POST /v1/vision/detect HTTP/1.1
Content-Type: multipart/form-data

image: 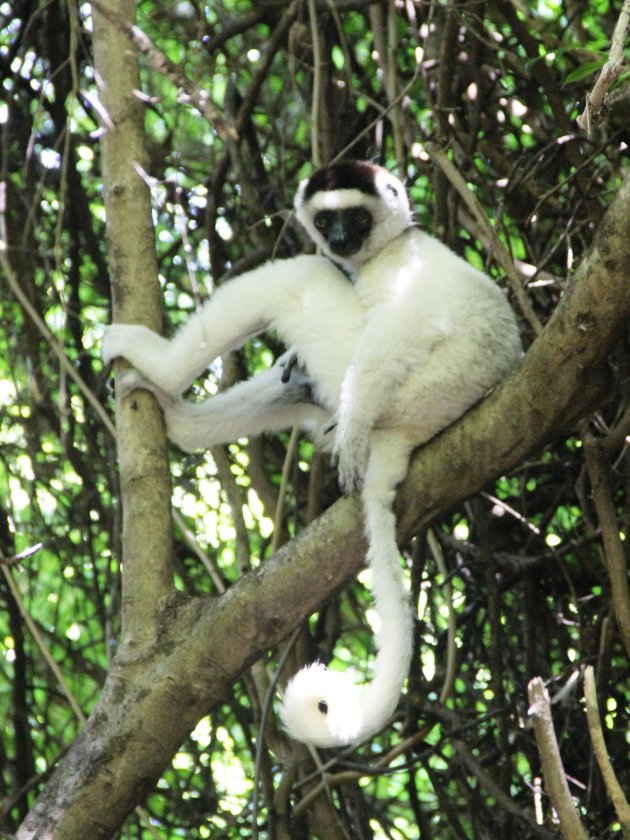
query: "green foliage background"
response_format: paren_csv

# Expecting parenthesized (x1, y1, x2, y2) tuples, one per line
(0, 0, 628, 837)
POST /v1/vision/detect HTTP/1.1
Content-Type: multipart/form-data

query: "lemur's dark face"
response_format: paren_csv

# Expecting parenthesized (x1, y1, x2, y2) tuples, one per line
(312, 206, 373, 258)
(294, 160, 412, 270)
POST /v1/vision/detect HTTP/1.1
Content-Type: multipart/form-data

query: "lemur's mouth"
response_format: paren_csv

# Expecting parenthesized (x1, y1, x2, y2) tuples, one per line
(330, 239, 363, 257)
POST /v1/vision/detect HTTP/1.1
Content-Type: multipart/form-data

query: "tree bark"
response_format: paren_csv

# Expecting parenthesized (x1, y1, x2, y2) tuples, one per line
(92, 0, 174, 650)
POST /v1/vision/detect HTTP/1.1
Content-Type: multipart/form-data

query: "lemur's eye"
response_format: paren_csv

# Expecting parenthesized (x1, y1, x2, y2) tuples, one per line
(314, 213, 329, 230)
(356, 209, 372, 228)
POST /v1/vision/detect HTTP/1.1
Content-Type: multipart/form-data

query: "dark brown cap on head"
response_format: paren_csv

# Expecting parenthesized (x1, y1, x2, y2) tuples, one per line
(301, 161, 380, 201)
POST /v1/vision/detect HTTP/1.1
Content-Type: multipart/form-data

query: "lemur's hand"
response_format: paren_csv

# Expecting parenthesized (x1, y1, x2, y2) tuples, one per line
(276, 349, 299, 384)
(102, 324, 180, 393)
(102, 323, 148, 366)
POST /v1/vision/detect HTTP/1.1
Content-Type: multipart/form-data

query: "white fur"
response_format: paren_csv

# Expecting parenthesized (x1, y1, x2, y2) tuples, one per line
(102, 164, 522, 748)
(280, 663, 364, 747)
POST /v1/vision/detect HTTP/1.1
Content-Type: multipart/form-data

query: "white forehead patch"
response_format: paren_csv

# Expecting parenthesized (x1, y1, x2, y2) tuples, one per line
(301, 188, 380, 212)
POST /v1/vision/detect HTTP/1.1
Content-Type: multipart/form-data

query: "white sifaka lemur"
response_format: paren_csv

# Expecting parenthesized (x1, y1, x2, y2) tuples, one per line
(102, 160, 522, 748)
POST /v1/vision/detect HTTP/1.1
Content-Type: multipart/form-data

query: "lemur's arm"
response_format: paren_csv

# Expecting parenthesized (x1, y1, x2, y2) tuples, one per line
(102, 255, 330, 395)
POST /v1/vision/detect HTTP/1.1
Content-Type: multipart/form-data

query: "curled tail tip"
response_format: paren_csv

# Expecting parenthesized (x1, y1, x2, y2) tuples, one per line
(279, 662, 364, 748)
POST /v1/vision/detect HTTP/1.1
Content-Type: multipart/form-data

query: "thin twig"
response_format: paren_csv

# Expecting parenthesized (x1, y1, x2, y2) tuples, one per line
(527, 677, 589, 840)
(292, 728, 429, 817)
(583, 666, 630, 838)
(271, 425, 301, 555)
(452, 737, 556, 839)
(307, 0, 323, 167)
(0, 561, 85, 723)
(0, 247, 115, 436)
(89, 0, 237, 140)
(252, 626, 302, 840)
(0, 543, 43, 567)
(577, 0, 630, 131)
(427, 529, 457, 704)
(584, 437, 630, 659)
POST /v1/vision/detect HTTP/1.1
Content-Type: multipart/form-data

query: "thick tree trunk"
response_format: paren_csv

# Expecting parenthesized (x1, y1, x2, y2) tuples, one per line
(92, 0, 174, 652)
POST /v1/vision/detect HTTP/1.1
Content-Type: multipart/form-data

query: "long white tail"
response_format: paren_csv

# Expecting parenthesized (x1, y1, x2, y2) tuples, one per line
(280, 436, 413, 748)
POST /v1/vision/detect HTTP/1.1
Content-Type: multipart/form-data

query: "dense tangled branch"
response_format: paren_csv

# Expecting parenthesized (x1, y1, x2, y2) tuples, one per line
(3, 1, 629, 837)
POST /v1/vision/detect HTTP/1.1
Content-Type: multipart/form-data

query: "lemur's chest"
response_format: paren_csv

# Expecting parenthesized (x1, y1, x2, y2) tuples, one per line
(353, 233, 423, 310)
